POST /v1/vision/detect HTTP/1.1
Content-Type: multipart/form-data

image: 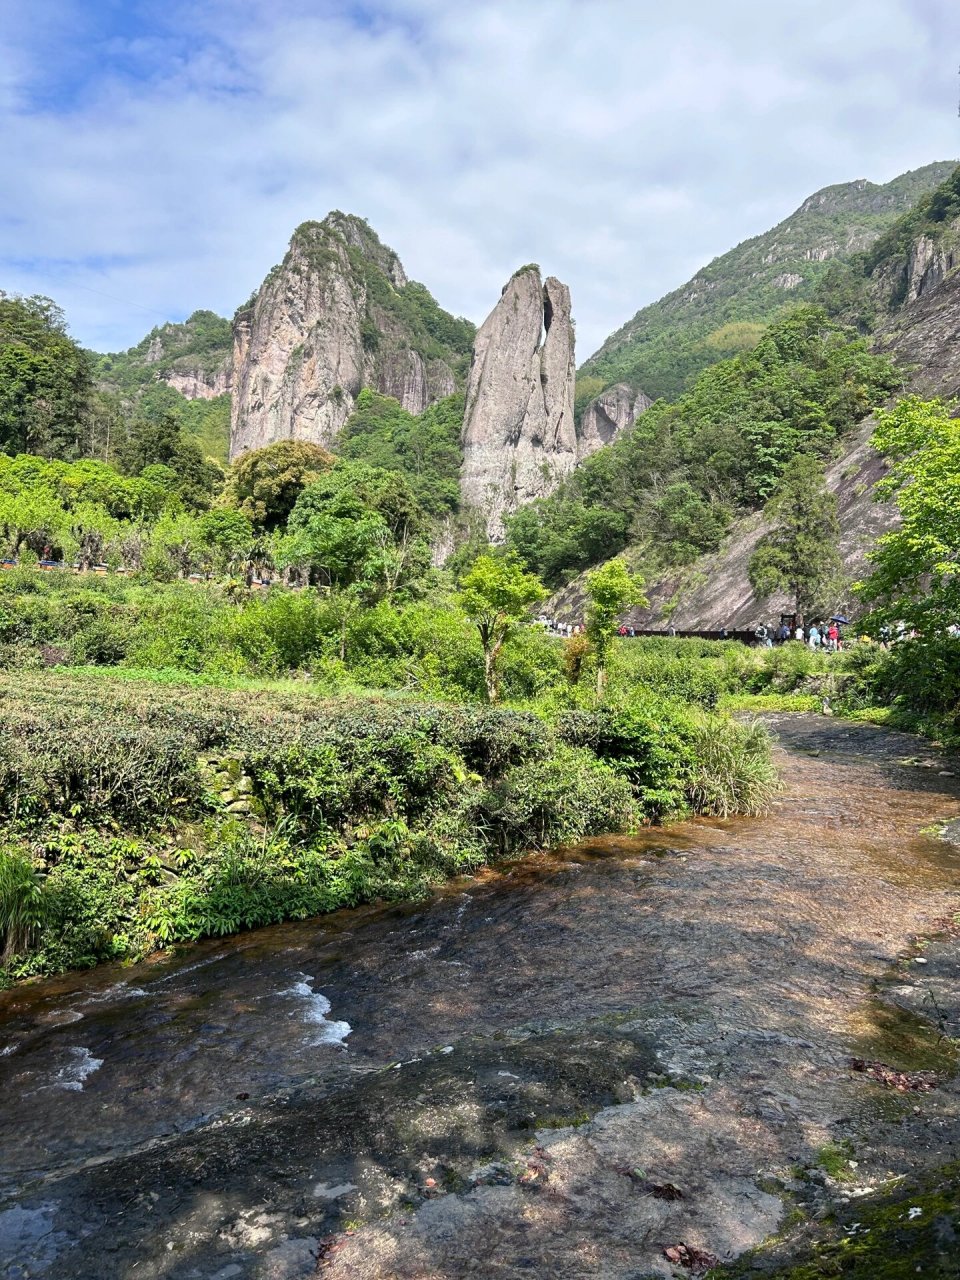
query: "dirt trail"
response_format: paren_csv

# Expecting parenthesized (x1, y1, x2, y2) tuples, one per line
(2, 714, 960, 1279)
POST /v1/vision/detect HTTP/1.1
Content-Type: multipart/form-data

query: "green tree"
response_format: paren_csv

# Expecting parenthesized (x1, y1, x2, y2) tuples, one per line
(0, 489, 70, 559)
(748, 453, 843, 617)
(0, 294, 92, 458)
(337, 390, 464, 518)
(507, 307, 897, 587)
(228, 440, 334, 530)
(858, 396, 960, 633)
(458, 553, 546, 702)
(197, 509, 255, 579)
(585, 558, 648, 695)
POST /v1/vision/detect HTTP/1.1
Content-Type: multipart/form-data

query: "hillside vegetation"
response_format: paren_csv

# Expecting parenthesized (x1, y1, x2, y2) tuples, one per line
(91, 309, 232, 392)
(817, 164, 960, 329)
(581, 161, 955, 401)
(506, 306, 899, 586)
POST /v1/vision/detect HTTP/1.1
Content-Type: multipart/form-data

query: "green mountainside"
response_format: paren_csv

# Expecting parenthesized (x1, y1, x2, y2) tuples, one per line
(91, 309, 232, 394)
(89, 309, 234, 464)
(817, 164, 960, 330)
(581, 161, 957, 402)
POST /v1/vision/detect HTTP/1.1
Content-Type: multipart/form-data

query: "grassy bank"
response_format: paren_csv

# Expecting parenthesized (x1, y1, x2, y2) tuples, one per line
(0, 669, 779, 981)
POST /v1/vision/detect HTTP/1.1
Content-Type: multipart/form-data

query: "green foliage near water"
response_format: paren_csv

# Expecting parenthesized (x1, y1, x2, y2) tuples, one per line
(857, 396, 960, 635)
(507, 307, 898, 586)
(458, 552, 548, 702)
(0, 663, 778, 980)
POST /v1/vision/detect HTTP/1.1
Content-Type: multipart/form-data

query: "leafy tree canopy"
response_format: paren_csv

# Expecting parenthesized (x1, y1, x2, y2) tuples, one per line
(858, 396, 960, 633)
(507, 306, 898, 588)
(337, 390, 463, 518)
(227, 439, 334, 530)
(458, 552, 547, 702)
(0, 293, 92, 458)
(748, 452, 843, 617)
(585, 558, 648, 694)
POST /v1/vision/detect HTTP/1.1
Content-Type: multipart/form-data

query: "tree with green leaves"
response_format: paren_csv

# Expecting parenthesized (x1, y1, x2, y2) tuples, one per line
(0, 293, 92, 458)
(858, 396, 960, 633)
(585, 558, 648, 695)
(748, 453, 843, 618)
(337, 389, 464, 518)
(197, 509, 255, 579)
(228, 439, 334, 530)
(115, 412, 222, 511)
(458, 553, 546, 702)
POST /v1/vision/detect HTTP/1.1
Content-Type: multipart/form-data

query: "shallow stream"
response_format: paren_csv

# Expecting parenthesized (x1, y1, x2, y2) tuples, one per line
(3, 715, 960, 1279)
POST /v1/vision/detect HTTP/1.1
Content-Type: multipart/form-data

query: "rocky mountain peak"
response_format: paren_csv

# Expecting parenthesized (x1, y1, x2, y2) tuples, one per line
(460, 265, 576, 539)
(229, 215, 473, 461)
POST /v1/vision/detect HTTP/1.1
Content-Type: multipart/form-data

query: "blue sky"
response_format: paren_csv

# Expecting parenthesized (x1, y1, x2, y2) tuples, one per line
(2, 0, 959, 357)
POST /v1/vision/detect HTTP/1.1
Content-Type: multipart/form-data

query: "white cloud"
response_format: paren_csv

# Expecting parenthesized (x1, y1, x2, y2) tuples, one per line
(0, 0, 957, 358)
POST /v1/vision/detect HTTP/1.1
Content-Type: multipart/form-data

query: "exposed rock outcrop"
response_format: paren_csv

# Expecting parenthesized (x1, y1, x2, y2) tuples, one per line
(229, 214, 471, 460)
(161, 367, 232, 400)
(460, 267, 576, 540)
(93, 310, 234, 403)
(576, 383, 652, 460)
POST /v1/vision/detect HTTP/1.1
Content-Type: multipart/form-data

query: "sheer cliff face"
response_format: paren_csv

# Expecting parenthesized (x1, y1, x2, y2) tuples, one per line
(577, 383, 652, 459)
(460, 268, 576, 540)
(230, 214, 464, 461)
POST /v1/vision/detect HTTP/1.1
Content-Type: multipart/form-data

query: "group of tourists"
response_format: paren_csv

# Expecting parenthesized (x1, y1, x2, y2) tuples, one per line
(538, 616, 587, 637)
(756, 619, 844, 651)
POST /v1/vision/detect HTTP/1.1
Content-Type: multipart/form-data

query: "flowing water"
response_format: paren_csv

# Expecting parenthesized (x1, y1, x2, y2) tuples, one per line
(2, 715, 960, 1279)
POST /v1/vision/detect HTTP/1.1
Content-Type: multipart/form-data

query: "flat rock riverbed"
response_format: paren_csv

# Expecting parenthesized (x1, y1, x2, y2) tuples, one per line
(2, 714, 960, 1279)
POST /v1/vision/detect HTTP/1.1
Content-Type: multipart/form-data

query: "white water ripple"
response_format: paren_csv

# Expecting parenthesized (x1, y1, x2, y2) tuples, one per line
(42, 1046, 104, 1092)
(281, 975, 351, 1047)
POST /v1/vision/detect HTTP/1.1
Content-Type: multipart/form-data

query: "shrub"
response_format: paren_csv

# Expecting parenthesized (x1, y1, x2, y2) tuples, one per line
(0, 847, 47, 963)
(685, 716, 780, 817)
(749, 641, 832, 693)
(482, 744, 635, 854)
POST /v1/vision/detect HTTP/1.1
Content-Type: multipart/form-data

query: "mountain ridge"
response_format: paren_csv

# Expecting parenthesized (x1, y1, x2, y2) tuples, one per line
(580, 160, 958, 402)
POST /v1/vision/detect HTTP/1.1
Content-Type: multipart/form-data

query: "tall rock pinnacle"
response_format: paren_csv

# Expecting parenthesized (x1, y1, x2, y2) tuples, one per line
(229, 214, 470, 460)
(460, 266, 576, 539)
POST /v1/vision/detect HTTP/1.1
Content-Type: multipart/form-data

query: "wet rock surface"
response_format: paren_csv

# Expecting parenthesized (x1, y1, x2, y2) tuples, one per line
(2, 714, 960, 1278)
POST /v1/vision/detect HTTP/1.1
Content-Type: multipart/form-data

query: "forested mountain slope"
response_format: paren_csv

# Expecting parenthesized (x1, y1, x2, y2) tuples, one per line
(580, 161, 955, 403)
(91, 310, 233, 401)
(540, 166, 960, 628)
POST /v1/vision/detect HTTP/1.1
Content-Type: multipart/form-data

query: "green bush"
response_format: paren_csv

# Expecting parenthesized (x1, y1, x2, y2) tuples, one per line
(748, 640, 832, 692)
(0, 654, 779, 980)
(482, 744, 636, 854)
(685, 715, 780, 817)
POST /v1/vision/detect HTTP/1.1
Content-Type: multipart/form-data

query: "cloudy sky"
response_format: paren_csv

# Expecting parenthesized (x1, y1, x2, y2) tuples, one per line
(1, 0, 958, 358)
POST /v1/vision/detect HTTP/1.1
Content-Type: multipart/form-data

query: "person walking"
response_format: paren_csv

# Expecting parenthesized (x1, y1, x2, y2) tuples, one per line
(808, 623, 822, 650)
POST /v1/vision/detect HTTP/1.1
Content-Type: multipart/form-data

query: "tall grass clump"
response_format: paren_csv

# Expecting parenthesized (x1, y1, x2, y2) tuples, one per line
(685, 716, 781, 817)
(0, 847, 47, 963)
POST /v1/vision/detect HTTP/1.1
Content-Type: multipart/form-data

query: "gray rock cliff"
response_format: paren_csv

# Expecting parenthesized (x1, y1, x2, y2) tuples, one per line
(230, 214, 470, 460)
(460, 267, 576, 540)
(577, 383, 652, 460)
